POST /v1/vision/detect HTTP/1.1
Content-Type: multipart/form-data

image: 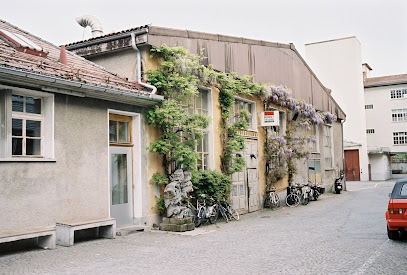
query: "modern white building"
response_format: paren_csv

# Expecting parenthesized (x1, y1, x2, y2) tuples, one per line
(364, 70, 407, 180)
(305, 37, 369, 181)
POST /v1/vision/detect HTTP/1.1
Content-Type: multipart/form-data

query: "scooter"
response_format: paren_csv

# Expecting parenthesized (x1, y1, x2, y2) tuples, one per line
(334, 170, 344, 194)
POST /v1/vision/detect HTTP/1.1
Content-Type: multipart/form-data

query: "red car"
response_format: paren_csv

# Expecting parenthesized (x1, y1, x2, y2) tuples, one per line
(386, 178, 407, 240)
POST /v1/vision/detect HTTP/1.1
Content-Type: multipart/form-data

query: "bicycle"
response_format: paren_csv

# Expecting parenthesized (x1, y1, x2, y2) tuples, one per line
(185, 196, 200, 227)
(195, 194, 218, 226)
(301, 183, 311, 205)
(286, 184, 300, 207)
(217, 199, 230, 223)
(264, 186, 280, 208)
(221, 200, 239, 221)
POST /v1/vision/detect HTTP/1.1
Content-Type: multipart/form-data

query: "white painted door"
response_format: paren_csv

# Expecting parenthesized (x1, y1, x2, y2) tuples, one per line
(231, 139, 260, 213)
(110, 146, 133, 228)
(231, 169, 248, 214)
(245, 140, 260, 212)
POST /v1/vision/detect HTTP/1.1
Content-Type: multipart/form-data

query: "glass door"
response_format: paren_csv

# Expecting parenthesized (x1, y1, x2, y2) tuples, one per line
(110, 146, 133, 228)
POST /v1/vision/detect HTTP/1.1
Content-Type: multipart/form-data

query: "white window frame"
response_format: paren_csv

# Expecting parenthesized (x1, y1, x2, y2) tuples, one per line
(364, 104, 373, 109)
(393, 132, 407, 145)
(392, 109, 407, 122)
(12, 94, 44, 156)
(0, 85, 54, 161)
(306, 123, 319, 153)
(366, 129, 375, 134)
(176, 87, 214, 171)
(323, 124, 333, 169)
(390, 89, 407, 99)
(232, 96, 257, 131)
(196, 87, 214, 171)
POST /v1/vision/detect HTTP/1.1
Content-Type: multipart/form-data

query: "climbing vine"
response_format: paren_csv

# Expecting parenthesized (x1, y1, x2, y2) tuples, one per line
(146, 45, 210, 179)
(263, 85, 336, 186)
(146, 44, 338, 202)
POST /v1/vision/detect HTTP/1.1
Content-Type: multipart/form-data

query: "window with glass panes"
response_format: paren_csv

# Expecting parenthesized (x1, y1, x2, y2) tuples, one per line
(392, 109, 407, 122)
(231, 98, 254, 129)
(323, 125, 333, 168)
(109, 114, 131, 144)
(393, 132, 407, 145)
(178, 89, 211, 170)
(390, 89, 407, 99)
(12, 94, 43, 156)
(306, 124, 317, 152)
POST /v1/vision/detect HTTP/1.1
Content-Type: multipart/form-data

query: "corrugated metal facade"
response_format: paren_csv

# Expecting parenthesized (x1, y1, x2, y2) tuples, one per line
(147, 26, 345, 120)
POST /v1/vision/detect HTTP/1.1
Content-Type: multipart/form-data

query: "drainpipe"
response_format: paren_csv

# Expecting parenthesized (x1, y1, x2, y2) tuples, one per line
(341, 119, 346, 191)
(130, 32, 157, 97)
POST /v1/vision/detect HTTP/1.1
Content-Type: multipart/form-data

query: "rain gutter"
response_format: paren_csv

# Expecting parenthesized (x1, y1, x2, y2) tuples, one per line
(65, 28, 148, 51)
(0, 66, 163, 103)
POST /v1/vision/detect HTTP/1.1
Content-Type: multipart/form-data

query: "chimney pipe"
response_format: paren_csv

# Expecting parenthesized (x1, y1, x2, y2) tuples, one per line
(76, 15, 104, 38)
(60, 45, 68, 65)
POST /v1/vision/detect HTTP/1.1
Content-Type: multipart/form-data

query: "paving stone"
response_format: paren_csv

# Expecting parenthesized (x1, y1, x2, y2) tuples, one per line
(1, 179, 406, 274)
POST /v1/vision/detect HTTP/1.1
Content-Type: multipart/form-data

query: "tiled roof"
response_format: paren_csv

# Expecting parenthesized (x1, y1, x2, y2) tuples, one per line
(365, 74, 407, 88)
(0, 19, 150, 97)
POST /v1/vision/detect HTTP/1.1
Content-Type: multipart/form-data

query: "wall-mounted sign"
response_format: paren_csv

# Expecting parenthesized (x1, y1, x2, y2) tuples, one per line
(261, 111, 280, 126)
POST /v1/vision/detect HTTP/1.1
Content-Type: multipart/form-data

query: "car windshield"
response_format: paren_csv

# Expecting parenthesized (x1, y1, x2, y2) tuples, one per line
(401, 184, 407, 196)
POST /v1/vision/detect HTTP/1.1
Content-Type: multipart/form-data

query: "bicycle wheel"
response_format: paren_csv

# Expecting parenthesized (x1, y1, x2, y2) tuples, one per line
(313, 190, 320, 201)
(264, 195, 272, 208)
(301, 193, 309, 205)
(286, 194, 300, 207)
(270, 193, 280, 208)
(229, 208, 239, 221)
(185, 207, 196, 225)
(208, 206, 218, 224)
(219, 205, 229, 223)
(196, 207, 205, 227)
(192, 209, 201, 227)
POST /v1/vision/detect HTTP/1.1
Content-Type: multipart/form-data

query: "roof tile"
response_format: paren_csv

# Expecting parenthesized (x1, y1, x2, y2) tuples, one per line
(0, 19, 149, 96)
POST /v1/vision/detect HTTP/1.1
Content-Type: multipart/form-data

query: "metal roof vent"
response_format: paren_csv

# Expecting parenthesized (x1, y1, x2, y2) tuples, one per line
(0, 28, 48, 57)
(76, 15, 104, 38)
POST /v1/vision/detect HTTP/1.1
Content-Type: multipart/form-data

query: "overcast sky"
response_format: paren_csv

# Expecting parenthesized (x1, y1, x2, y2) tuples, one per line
(1, 0, 406, 77)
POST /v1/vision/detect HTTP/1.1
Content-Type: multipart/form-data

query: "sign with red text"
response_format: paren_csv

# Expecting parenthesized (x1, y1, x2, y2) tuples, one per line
(261, 111, 279, 126)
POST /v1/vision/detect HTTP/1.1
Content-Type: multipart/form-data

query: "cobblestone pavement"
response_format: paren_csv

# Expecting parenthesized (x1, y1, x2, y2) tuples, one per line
(1, 179, 407, 274)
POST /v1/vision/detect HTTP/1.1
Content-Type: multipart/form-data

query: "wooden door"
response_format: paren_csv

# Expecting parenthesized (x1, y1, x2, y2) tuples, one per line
(231, 139, 260, 213)
(245, 140, 259, 212)
(344, 149, 360, 181)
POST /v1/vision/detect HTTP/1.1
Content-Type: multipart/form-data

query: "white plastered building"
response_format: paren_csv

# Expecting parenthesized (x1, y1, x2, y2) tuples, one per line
(305, 37, 369, 181)
(364, 70, 407, 180)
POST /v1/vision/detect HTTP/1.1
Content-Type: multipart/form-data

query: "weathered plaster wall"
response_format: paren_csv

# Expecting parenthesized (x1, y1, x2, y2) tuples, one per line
(0, 93, 150, 232)
(370, 154, 392, 181)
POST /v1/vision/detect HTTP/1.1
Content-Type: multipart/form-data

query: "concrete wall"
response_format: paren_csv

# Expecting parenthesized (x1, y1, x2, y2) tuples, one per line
(305, 37, 369, 181)
(369, 154, 392, 180)
(391, 162, 407, 173)
(0, 93, 151, 233)
(365, 84, 407, 153)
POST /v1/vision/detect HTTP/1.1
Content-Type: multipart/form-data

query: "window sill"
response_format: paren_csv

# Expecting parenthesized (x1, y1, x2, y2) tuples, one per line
(325, 168, 336, 171)
(0, 158, 56, 162)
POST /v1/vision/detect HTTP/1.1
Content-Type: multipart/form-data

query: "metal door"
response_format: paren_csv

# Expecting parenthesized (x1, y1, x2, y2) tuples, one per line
(110, 146, 133, 228)
(245, 140, 259, 212)
(344, 149, 360, 181)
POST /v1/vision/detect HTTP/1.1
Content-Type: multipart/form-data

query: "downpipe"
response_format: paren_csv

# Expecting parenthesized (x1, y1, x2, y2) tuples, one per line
(130, 32, 157, 97)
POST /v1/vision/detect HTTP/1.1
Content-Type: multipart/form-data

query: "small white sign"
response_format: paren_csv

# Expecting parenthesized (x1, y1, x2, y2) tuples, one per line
(261, 111, 280, 126)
